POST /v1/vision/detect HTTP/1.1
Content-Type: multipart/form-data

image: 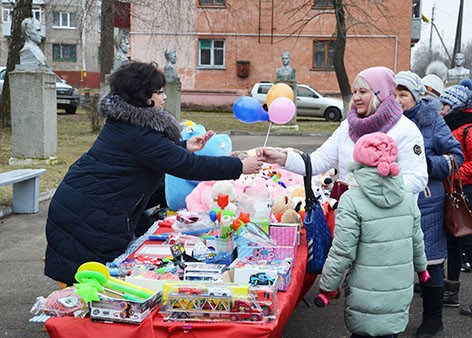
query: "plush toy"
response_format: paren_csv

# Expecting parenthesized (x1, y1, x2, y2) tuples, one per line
(165, 121, 233, 211)
(272, 195, 296, 222)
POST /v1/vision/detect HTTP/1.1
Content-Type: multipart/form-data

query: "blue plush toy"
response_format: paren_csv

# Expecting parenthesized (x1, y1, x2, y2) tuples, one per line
(165, 121, 233, 211)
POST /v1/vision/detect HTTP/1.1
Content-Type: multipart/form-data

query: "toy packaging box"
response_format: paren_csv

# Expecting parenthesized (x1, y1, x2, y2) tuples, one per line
(229, 258, 292, 291)
(89, 291, 161, 324)
(236, 225, 297, 263)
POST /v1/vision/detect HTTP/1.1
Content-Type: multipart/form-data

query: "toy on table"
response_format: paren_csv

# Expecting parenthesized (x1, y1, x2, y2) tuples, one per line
(165, 121, 233, 211)
(73, 261, 155, 302)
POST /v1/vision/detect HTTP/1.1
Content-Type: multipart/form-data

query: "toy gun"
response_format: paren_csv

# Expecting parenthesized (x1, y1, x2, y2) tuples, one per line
(74, 262, 155, 303)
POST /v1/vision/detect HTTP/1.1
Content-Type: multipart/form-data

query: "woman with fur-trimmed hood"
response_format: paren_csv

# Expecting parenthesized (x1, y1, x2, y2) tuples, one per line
(44, 62, 264, 286)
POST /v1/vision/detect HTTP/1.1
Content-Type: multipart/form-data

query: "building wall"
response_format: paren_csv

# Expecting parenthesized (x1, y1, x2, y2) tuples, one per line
(131, 0, 414, 104)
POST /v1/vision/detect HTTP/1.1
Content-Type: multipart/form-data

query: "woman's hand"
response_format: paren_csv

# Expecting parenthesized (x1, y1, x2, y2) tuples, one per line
(187, 131, 214, 152)
(261, 147, 288, 166)
(241, 155, 264, 174)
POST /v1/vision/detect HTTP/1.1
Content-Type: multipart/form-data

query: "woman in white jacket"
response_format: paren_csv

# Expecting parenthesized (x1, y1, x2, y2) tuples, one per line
(261, 66, 428, 195)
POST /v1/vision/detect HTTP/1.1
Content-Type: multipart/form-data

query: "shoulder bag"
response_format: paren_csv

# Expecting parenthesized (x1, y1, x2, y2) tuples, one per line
(301, 152, 333, 274)
(444, 156, 472, 237)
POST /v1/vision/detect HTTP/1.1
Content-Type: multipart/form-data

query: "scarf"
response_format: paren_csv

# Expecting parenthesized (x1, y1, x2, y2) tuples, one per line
(444, 108, 472, 131)
(97, 93, 181, 143)
(347, 95, 403, 142)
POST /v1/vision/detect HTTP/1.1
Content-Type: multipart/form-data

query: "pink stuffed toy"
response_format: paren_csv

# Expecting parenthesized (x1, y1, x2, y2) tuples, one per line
(185, 181, 216, 212)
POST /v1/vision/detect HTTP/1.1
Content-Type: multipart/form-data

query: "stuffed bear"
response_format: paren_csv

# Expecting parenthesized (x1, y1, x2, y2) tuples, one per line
(165, 121, 233, 211)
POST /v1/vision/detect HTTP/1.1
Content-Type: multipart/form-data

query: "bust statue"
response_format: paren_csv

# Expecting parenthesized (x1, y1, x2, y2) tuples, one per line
(276, 51, 296, 82)
(447, 53, 471, 85)
(19, 18, 50, 71)
(112, 34, 130, 72)
(164, 48, 179, 82)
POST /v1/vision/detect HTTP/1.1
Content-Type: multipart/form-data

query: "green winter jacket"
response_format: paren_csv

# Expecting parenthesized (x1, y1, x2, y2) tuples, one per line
(319, 165, 427, 336)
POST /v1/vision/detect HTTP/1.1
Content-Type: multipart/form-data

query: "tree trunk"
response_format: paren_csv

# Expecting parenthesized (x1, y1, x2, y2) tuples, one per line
(100, 0, 115, 84)
(333, 0, 351, 114)
(0, 0, 32, 128)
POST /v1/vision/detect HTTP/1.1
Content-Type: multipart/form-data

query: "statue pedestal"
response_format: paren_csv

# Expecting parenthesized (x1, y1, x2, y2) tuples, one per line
(273, 79, 298, 131)
(9, 70, 57, 164)
(165, 79, 181, 120)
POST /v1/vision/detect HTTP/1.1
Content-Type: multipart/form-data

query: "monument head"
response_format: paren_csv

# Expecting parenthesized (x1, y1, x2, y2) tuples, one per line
(19, 18, 50, 70)
(165, 49, 177, 64)
(276, 50, 296, 82)
(22, 18, 42, 45)
(454, 53, 465, 67)
(281, 51, 291, 67)
(447, 52, 470, 85)
(164, 48, 179, 82)
(112, 34, 130, 72)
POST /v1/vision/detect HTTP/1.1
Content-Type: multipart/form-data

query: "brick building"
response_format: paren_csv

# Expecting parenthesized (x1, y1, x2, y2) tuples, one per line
(131, 0, 422, 109)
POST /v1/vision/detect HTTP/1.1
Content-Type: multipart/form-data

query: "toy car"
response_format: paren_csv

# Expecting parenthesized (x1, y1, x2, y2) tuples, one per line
(249, 272, 275, 286)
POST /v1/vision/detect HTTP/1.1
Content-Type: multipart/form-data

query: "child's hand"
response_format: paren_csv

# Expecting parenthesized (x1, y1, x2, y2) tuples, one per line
(418, 270, 431, 283)
(314, 289, 339, 307)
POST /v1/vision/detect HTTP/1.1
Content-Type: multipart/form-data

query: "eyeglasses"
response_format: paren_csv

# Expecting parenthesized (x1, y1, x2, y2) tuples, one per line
(153, 89, 165, 95)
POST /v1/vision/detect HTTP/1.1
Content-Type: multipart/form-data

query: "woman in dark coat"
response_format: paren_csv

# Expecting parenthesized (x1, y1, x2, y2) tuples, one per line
(44, 62, 263, 285)
(394, 71, 464, 338)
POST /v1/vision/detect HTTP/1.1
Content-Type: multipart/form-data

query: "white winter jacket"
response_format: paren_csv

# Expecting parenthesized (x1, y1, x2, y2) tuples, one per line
(284, 115, 428, 194)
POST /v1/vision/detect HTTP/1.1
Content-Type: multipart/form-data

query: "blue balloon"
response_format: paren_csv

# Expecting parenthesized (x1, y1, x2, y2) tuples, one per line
(233, 96, 269, 123)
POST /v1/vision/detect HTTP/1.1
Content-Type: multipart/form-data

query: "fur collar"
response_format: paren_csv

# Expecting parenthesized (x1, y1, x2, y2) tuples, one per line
(97, 93, 181, 143)
(403, 97, 441, 127)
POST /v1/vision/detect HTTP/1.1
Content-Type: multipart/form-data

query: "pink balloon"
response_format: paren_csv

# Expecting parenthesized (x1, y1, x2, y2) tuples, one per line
(268, 97, 296, 124)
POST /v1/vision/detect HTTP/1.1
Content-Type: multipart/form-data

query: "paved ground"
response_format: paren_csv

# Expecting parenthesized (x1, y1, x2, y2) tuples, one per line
(1, 132, 471, 337)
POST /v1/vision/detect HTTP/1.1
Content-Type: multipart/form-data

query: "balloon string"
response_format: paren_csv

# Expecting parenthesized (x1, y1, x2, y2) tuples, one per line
(263, 122, 272, 148)
(250, 122, 272, 187)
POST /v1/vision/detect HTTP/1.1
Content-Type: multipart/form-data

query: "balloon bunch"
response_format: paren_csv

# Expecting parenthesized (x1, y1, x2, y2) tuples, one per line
(233, 83, 296, 147)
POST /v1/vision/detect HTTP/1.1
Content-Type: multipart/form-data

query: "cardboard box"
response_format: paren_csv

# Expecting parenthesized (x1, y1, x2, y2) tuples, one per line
(229, 258, 292, 291)
(89, 291, 161, 324)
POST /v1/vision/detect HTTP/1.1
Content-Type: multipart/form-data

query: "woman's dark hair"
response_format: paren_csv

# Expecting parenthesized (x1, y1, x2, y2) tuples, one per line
(110, 61, 166, 107)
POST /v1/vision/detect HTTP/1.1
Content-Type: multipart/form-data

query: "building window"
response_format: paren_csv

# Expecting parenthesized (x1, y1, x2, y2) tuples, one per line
(313, 0, 334, 8)
(2, 9, 13, 23)
(313, 40, 335, 68)
(53, 44, 77, 62)
(53, 12, 76, 28)
(198, 39, 225, 68)
(2, 8, 43, 23)
(199, 0, 226, 6)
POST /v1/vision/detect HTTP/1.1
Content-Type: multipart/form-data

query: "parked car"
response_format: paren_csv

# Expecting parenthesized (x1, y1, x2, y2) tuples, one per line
(0, 66, 80, 114)
(250, 82, 344, 121)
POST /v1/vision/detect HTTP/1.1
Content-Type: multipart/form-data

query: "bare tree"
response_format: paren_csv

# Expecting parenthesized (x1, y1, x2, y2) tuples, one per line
(0, 0, 32, 128)
(100, 0, 115, 83)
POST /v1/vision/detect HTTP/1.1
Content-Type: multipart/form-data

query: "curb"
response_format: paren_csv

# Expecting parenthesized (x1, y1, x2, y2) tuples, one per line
(0, 189, 55, 219)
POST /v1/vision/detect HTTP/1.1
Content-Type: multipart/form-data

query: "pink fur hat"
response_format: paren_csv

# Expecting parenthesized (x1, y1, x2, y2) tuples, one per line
(353, 132, 400, 177)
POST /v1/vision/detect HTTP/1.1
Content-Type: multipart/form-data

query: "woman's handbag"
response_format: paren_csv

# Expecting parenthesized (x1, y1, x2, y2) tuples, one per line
(444, 156, 472, 237)
(301, 152, 333, 274)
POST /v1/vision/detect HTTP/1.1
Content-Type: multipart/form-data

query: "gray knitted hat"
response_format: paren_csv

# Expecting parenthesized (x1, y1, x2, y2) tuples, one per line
(395, 71, 426, 104)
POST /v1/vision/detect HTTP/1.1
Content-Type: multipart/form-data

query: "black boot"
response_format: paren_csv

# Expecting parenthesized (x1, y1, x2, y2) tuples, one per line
(416, 285, 444, 338)
(443, 280, 460, 307)
(460, 303, 472, 316)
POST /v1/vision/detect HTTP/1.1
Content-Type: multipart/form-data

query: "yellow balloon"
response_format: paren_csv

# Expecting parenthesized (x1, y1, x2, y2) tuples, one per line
(267, 83, 294, 107)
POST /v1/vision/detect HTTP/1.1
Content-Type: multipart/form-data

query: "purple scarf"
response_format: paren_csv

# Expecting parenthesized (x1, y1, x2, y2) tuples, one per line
(348, 95, 403, 142)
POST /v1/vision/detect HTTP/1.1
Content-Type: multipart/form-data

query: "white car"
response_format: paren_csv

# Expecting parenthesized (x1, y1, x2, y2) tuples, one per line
(0, 66, 80, 114)
(250, 82, 344, 121)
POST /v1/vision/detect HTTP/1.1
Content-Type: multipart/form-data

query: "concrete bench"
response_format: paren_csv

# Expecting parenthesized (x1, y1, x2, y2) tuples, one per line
(0, 169, 47, 213)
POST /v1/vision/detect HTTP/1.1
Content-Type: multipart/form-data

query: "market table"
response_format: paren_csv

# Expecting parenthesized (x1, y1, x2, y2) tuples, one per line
(45, 231, 316, 338)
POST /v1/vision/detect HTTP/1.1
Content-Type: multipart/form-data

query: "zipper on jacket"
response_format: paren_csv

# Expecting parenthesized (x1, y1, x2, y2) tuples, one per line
(127, 194, 145, 233)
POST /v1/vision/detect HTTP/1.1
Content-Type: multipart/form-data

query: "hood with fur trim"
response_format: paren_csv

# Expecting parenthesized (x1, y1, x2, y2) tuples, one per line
(97, 93, 181, 143)
(403, 96, 441, 128)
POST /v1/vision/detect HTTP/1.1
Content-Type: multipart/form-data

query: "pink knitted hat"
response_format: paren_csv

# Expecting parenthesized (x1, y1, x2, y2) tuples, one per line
(353, 132, 400, 177)
(357, 66, 397, 102)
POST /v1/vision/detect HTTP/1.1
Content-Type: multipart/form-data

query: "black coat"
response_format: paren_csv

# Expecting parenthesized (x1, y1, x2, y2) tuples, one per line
(44, 94, 242, 285)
